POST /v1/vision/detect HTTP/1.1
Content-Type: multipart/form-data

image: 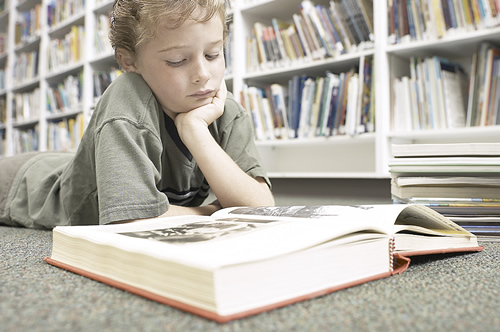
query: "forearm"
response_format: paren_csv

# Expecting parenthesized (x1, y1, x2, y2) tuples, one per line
(181, 128, 274, 208)
(173, 81, 274, 208)
(160, 202, 222, 217)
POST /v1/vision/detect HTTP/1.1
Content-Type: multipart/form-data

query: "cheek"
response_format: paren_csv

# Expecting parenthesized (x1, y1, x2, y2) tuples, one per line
(210, 60, 226, 84)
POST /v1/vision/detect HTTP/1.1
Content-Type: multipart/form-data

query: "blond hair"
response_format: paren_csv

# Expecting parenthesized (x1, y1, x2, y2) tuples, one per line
(110, 0, 227, 58)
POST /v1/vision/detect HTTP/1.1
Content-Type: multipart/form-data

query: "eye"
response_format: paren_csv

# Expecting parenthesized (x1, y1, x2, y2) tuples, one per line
(166, 59, 185, 67)
(206, 53, 220, 60)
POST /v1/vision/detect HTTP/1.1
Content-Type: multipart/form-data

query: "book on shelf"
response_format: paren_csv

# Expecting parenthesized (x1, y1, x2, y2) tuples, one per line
(14, 51, 39, 85)
(0, 97, 6, 124)
(242, 59, 374, 141)
(14, 89, 41, 123)
(93, 68, 123, 101)
(14, 127, 39, 154)
(392, 56, 469, 131)
(467, 42, 500, 127)
(15, 5, 42, 45)
(388, 0, 500, 44)
(47, 114, 85, 152)
(45, 204, 482, 323)
(47, 25, 85, 71)
(246, 0, 374, 72)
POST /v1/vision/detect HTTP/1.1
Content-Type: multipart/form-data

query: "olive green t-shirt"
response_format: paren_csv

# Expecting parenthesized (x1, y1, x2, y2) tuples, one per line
(4, 72, 269, 228)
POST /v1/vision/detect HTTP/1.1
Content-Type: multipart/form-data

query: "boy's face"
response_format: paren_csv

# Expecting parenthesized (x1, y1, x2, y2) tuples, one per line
(133, 14, 225, 119)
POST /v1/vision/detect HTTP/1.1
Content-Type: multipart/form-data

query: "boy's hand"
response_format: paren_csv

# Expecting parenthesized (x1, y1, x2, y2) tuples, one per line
(175, 80, 227, 140)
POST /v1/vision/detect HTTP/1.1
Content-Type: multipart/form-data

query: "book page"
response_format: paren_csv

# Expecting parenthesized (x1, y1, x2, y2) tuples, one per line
(53, 213, 390, 270)
(213, 205, 409, 233)
(394, 204, 471, 235)
(214, 204, 474, 237)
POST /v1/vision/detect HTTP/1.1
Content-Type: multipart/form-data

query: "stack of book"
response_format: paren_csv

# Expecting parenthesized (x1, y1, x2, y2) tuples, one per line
(389, 142, 500, 241)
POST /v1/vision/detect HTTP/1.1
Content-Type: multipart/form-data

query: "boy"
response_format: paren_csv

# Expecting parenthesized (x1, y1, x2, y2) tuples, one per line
(0, 0, 274, 229)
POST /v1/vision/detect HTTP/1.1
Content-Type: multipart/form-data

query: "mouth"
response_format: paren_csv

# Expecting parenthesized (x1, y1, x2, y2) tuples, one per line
(189, 89, 215, 99)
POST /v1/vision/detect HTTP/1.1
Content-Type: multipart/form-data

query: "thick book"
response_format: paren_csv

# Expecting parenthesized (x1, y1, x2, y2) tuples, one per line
(45, 204, 482, 323)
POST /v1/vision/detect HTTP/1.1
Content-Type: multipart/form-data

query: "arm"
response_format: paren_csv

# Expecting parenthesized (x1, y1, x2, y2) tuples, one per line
(173, 81, 275, 209)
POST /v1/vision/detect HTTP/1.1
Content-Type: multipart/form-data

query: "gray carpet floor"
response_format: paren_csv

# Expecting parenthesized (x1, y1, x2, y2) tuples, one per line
(1, 225, 499, 332)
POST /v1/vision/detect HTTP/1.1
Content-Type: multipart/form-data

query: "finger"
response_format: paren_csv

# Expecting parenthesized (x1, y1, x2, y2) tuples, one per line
(212, 84, 227, 109)
(215, 79, 227, 101)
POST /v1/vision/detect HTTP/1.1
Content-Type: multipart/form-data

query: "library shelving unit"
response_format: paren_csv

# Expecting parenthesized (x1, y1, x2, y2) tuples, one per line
(231, 0, 381, 178)
(229, 0, 500, 179)
(381, 1, 500, 163)
(0, 0, 118, 156)
(386, 26, 500, 143)
(1, 0, 500, 183)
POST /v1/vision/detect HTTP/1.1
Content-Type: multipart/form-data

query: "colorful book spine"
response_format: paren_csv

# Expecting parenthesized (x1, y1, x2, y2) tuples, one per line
(246, 0, 374, 72)
(388, 0, 500, 44)
(47, 25, 85, 72)
(242, 59, 374, 140)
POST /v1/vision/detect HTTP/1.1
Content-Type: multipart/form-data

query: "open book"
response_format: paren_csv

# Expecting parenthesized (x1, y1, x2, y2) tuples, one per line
(45, 204, 482, 323)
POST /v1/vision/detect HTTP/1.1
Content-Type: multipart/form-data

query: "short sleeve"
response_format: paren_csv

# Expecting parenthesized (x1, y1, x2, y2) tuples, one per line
(94, 119, 169, 224)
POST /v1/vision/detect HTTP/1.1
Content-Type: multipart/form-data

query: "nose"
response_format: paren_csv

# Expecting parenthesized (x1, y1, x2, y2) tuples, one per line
(192, 58, 211, 83)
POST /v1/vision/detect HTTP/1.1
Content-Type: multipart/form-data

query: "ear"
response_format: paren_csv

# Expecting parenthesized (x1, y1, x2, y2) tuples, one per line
(116, 48, 139, 73)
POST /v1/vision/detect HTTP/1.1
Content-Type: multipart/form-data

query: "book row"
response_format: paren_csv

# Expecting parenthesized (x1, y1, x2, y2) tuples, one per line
(241, 56, 374, 140)
(95, 14, 113, 55)
(47, 74, 82, 115)
(47, 114, 85, 152)
(0, 33, 6, 54)
(12, 126, 39, 154)
(0, 67, 5, 90)
(14, 88, 41, 124)
(47, 0, 85, 28)
(5, 68, 118, 125)
(468, 42, 500, 126)
(13, 51, 39, 85)
(15, 4, 42, 46)
(0, 98, 5, 124)
(247, 0, 373, 72)
(0, 129, 5, 156)
(392, 42, 500, 131)
(93, 67, 122, 102)
(389, 0, 500, 44)
(47, 25, 85, 71)
(7, 113, 84, 154)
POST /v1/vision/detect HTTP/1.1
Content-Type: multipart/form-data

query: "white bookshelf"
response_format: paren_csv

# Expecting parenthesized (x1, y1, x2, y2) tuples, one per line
(230, 0, 500, 179)
(1, 0, 499, 182)
(0, 0, 118, 156)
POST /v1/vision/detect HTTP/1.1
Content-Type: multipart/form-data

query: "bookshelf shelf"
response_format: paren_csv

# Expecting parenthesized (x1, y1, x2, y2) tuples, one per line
(0, 0, 120, 155)
(46, 62, 84, 80)
(94, 1, 113, 13)
(244, 49, 374, 81)
(46, 109, 83, 121)
(240, 0, 303, 16)
(13, 77, 39, 91)
(12, 118, 38, 128)
(14, 37, 40, 53)
(386, 27, 500, 58)
(256, 132, 375, 147)
(47, 13, 85, 36)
